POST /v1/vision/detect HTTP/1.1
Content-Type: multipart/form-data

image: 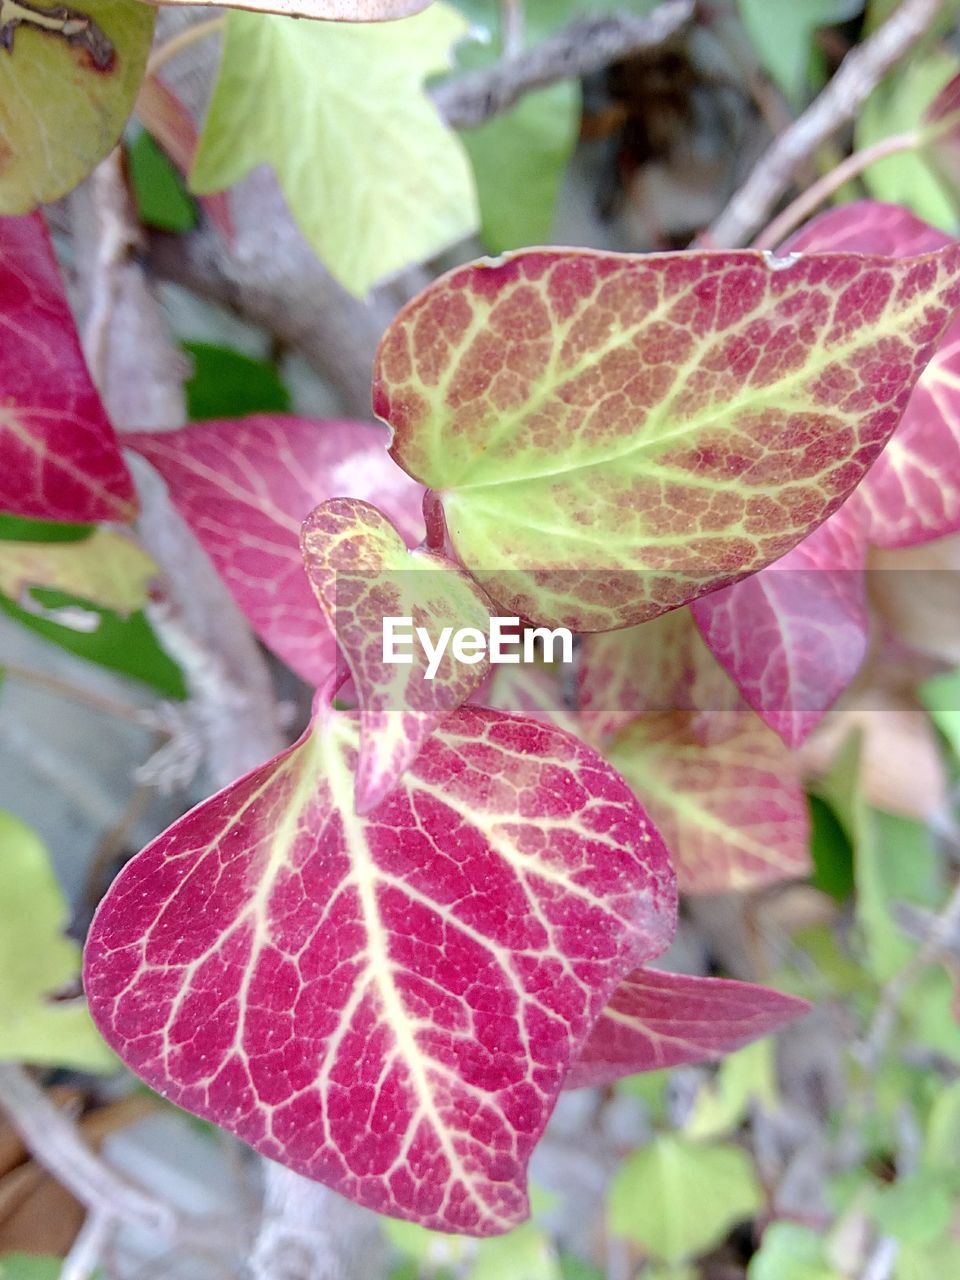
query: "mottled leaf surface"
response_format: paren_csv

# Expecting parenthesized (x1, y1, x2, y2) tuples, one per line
(302, 498, 493, 813)
(126, 417, 424, 686)
(608, 712, 811, 893)
(691, 507, 869, 747)
(0, 528, 156, 614)
(567, 968, 809, 1088)
(0, 811, 114, 1071)
(84, 704, 676, 1234)
(0, 0, 155, 212)
(375, 246, 960, 630)
(786, 203, 960, 548)
(0, 214, 135, 523)
(191, 6, 477, 296)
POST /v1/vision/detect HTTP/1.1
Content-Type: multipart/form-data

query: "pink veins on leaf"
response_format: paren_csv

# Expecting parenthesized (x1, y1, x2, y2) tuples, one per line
(0, 213, 135, 523)
(83, 704, 676, 1235)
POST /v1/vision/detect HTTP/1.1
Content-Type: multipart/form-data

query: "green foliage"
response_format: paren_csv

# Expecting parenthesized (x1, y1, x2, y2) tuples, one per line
(737, 0, 864, 106)
(386, 1216, 560, 1279)
(192, 6, 478, 296)
(0, 513, 92, 544)
(920, 667, 960, 761)
(128, 129, 197, 234)
(608, 1135, 762, 1264)
(809, 792, 855, 902)
(747, 1223, 838, 1280)
(0, 1258, 66, 1280)
(0, 811, 114, 1071)
(184, 343, 291, 421)
(685, 1040, 777, 1140)
(856, 47, 960, 228)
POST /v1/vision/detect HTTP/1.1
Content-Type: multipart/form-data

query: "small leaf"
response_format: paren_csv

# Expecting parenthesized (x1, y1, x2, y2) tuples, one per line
(301, 498, 494, 812)
(0, 0, 155, 212)
(0, 214, 135, 523)
(0, 811, 114, 1071)
(684, 1039, 778, 1140)
(566, 968, 808, 1089)
(128, 129, 197, 234)
(191, 6, 478, 296)
(747, 1223, 839, 1280)
(0, 528, 157, 614)
(736, 0, 864, 106)
(84, 703, 676, 1235)
(920, 666, 960, 760)
(183, 343, 290, 420)
(608, 711, 811, 893)
(126, 416, 424, 687)
(608, 1135, 762, 1264)
(787, 203, 960, 548)
(691, 506, 869, 747)
(0, 1258, 66, 1280)
(376, 245, 960, 630)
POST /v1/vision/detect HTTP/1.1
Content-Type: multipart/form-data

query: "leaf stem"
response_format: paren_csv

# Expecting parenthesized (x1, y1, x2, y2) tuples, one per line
(146, 15, 225, 78)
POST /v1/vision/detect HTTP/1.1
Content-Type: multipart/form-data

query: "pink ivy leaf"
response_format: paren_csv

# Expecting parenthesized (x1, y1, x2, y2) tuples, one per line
(0, 213, 135, 523)
(691, 504, 869, 748)
(126, 417, 424, 686)
(786, 203, 960, 548)
(135, 74, 235, 242)
(608, 710, 811, 894)
(301, 498, 494, 813)
(566, 968, 809, 1088)
(375, 245, 960, 631)
(578, 609, 740, 746)
(83, 702, 676, 1235)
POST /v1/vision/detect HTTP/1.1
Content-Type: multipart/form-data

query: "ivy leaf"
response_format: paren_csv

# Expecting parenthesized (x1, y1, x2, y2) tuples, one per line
(786, 202, 960, 548)
(736, 0, 863, 107)
(375, 246, 960, 631)
(691, 507, 869, 747)
(0, 528, 156, 614)
(84, 703, 676, 1235)
(608, 1135, 762, 1264)
(0, 214, 135, 523)
(191, 6, 478, 297)
(608, 711, 811, 893)
(578, 610, 740, 746)
(182, 343, 290, 420)
(0, 0, 155, 212)
(126, 417, 424, 687)
(747, 1223, 839, 1280)
(566, 968, 808, 1089)
(0, 811, 114, 1071)
(301, 498, 494, 813)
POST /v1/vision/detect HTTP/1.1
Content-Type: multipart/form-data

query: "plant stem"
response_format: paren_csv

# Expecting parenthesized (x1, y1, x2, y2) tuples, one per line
(146, 15, 225, 78)
(1, 660, 151, 725)
(752, 130, 919, 250)
(499, 0, 524, 57)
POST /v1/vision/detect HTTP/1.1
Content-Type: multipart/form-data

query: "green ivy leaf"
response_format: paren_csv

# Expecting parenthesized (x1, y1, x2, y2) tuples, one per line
(191, 5, 478, 296)
(0, 811, 114, 1071)
(128, 129, 197, 234)
(685, 1040, 777, 1140)
(856, 47, 960, 230)
(747, 1223, 839, 1280)
(737, 0, 864, 106)
(608, 1135, 762, 1264)
(0, 1258, 67, 1280)
(184, 342, 291, 421)
(920, 667, 960, 761)
(0, 0, 155, 212)
(870, 1172, 953, 1247)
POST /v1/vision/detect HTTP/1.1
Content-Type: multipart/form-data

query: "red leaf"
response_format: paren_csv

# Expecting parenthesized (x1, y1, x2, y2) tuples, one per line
(84, 703, 676, 1235)
(787, 203, 960, 547)
(135, 74, 235, 242)
(0, 213, 135, 523)
(126, 417, 424, 686)
(567, 968, 809, 1088)
(691, 505, 869, 747)
(301, 498, 494, 813)
(374, 245, 960, 630)
(608, 711, 811, 894)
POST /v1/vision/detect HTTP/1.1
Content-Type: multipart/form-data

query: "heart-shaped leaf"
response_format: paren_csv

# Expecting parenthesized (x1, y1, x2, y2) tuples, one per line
(126, 417, 424, 686)
(785, 203, 960, 548)
(567, 967, 809, 1088)
(691, 507, 869, 747)
(0, 528, 156, 615)
(608, 711, 810, 893)
(84, 703, 675, 1235)
(0, 0, 155, 212)
(302, 498, 494, 812)
(578, 609, 740, 746)
(375, 245, 960, 631)
(0, 214, 135, 523)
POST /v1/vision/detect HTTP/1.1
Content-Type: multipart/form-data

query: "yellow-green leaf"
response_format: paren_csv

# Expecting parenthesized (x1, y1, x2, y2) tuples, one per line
(0, 811, 114, 1072)
(0, 527, 157, 614)
(191, 5, 478, 296)
(0, 0, 156, 212)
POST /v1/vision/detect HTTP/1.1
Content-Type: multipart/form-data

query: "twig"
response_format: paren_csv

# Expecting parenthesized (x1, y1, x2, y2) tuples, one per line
(499, 0, 524, 58)
(146, 13, 224, 76)
(433, 1, 695, 128)
(706, 0, 950, 248)
(1, 660, 151, 725)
